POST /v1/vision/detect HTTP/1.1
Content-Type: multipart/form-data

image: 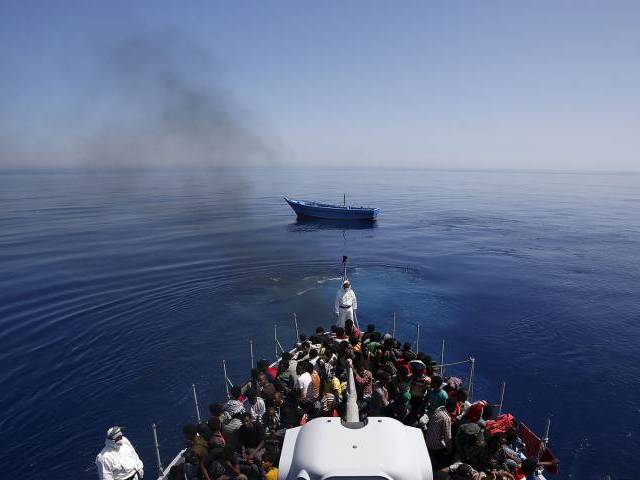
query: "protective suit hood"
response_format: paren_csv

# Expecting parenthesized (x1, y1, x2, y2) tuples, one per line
(104, 438, 121, 450)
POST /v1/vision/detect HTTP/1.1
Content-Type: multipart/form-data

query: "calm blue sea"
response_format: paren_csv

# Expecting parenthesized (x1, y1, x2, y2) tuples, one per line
(0, 169, 638, 479)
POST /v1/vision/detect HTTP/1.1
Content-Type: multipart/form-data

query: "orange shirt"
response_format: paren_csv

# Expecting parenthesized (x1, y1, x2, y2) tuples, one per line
(310, 370, 321, 400)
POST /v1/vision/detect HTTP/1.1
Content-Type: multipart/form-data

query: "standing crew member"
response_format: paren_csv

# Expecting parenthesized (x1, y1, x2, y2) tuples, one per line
(96, 426, 144, 480)
(335, 280, 357, 328)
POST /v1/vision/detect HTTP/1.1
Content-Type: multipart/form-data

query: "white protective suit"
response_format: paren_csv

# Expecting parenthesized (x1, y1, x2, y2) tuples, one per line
(96, 436, 144, 480)
(335, 285, 357, 328)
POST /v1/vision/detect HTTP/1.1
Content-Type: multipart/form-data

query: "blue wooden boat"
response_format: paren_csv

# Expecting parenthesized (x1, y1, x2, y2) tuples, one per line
(284, 197, 380, 220)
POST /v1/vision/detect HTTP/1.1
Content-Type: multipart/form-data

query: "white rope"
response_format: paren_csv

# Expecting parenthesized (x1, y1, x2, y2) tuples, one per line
(434, 358, 472, 368)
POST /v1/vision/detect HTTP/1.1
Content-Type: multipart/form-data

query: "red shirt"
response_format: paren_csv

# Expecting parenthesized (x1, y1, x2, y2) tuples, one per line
(464, 401, 487, 422)
(266, 366, 278, 380)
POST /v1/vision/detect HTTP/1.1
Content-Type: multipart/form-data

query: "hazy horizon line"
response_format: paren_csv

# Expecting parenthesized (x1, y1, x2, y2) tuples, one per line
(1, 166, 639, 176)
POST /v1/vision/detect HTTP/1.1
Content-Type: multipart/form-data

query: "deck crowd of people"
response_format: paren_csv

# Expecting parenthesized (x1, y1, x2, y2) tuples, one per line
(170, 319, 557, 480)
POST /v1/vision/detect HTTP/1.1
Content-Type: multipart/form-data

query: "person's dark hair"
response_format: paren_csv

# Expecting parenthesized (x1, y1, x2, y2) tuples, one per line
(455, 464, 475, 479)
(209, 402, 224, 416)
(197, 422, 211, 437)
(520, 458, 538, 475)
(487, 433, 504, 451)
(279, 359, 290, 371)
(378, 372, 391, 384)
(330, 325, 338, 333)
(345, 319, 354, 328)
(431, 375, 443, 389)
(416, 353, 432, 365)
(402, 342, 412, 351)
(281, 352, 293, 361)
(207, 417, 221, 432)
(299, 334, 307, 342)
(315, 326, 325, 334)
(240, 412, 252, 421)
(301, 340, 311, 349)
(367, 324, 376, 333)
(353, 358, 365, 372)
(457, 389, 469, 402)
(231, 385, 242, 399)
(304, 361, 314, 374)
(250, 368, 260, 380)
(505, 428, 518, 444)
(262, 451, 275, 464)
(336, 327, 345, 337)
(349, 336, 359, 346)
(257, 359, 269, 372)
(285, 390, 298, 403)
(482, 404, 494, 420)
(445, 397, 458, 412)
(370, 332, 382, 343)
(182, 423, 198, 438)
(309, 348, 318, 359)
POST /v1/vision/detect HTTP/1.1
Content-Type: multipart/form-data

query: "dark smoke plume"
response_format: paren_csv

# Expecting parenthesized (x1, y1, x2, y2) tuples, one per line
(1, 30, 279, 170)
(82, 31, 278, 169)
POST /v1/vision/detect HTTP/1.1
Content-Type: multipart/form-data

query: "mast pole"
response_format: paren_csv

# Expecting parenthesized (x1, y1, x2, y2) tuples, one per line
(440, 339, 445, 377)
(249, 340, 255, 369)
(293, 313, 299, 342)
(345, 359, 359, 422)
(342, 255, 348, 281)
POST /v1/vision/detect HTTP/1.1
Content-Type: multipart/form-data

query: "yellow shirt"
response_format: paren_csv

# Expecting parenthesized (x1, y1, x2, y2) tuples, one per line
(265, 467, 278, 480)
(328, 376, 341, 395)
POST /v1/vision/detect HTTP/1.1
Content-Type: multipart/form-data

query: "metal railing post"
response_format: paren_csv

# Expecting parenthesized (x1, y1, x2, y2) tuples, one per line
(249, 340, 255, 369)
(222, 360, 230, 399)
(191, 384, 201, 423)
(498, 381, 506, 416)
(274, 324, 279, 357)
(392, 312, 396, 338)
(538, 418, 551, 459)
(542, 418, 551, 445)
(293, 313, 299, 342)
(440, 339, 445, 377)
(415, 324, 420, 353)
(468, 357, 476, 402)
(151, 423, 163, 476)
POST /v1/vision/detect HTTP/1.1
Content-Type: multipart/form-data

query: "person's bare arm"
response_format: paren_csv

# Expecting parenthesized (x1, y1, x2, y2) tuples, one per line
(199, 459, 212, 480)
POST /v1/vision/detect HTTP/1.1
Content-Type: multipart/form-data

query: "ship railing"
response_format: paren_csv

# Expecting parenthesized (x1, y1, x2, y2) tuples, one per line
(152, 311, 552, 479)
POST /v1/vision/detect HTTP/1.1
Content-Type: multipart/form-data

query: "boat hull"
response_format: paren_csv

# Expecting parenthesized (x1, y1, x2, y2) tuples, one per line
(285, 197, 379, 220)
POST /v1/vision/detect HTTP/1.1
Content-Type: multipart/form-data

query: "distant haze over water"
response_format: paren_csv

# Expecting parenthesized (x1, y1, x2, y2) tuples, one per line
(0, 168, 638, 480)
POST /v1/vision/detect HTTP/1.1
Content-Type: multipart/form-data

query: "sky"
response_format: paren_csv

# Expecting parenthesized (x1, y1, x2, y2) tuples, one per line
(0, 0, 638, 171)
